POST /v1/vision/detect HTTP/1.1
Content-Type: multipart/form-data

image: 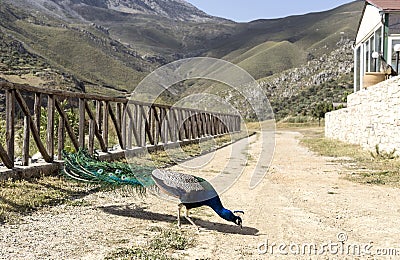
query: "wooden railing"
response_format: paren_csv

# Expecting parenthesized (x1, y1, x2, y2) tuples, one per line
(0, 82, 241, 169)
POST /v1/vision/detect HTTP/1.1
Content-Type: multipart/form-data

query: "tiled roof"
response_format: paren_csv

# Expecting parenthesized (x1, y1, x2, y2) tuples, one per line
(367, 0, 400, 11)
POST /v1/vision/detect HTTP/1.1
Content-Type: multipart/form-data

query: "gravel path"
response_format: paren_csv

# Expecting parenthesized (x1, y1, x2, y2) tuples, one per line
(1, 130, 400, 259)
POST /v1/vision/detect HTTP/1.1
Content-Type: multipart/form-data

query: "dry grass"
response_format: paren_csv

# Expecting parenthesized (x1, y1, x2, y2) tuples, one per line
(0, 176, 98, 224)
(299, 127, 400, 187)
(105, 227, 195, 260)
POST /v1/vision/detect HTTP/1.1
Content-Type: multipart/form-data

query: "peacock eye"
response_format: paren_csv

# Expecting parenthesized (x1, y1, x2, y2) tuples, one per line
(115, 169, 122, 174)
(121, 175, 126, 180)
(97, 169, 104, 174)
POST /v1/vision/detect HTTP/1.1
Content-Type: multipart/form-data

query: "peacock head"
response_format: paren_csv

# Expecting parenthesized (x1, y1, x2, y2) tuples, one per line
(233, 210, 244, 229)
(233, 215, 242, 228)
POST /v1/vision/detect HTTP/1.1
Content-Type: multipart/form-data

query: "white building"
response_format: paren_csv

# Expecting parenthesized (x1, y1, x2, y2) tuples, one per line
(354, 0, 400, 91)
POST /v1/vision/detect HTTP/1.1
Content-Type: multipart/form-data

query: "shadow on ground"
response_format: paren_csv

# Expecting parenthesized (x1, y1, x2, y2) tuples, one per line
(99, 204, 259, 235)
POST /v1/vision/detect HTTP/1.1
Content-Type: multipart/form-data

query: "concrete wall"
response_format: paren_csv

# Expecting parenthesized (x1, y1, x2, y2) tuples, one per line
(325, 77, 400, 155)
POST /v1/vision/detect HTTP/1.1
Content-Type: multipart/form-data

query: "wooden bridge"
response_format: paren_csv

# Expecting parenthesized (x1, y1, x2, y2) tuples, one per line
(0, 82, 241, 178)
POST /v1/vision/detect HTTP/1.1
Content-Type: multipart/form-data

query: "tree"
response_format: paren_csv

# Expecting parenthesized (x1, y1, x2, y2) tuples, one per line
(311, 102, 333, 126)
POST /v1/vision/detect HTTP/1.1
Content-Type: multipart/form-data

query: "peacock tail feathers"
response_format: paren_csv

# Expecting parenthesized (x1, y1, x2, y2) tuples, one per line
(62, 149, 156, 195)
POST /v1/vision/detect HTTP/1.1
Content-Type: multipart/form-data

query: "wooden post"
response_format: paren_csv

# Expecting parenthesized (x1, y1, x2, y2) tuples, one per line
(178, 109, 185, 140)
(127, 105, 133, 149)
(211, 115, 216, 136)
(34, 93, 41, 133)
(103, 101, 109, 149)
(88, 118, 95, 154)
(149, 106, 156, 145)
(132, 104, 140, 147)
(5, 89, 15, 167)
(190, 111, 196, 139)
(57, 115, 65, 160)
(22, 114, 30, 166)
(154, 107, 162, 144)
(122, 103, 127, 148)
(195, 113, 201, 138)
(96, 100, 102, 132)
(137, 104, 144, 147)
(116, 102, 122, 132)
(168, 108, 177, 143)
(47, 95, 55, 160)
(183, 110, 190, 140)
(207, 113, 212, 136)
(79, 98, 85, 148)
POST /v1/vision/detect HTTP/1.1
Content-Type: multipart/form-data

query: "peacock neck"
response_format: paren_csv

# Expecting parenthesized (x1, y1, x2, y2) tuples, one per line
(207, 197, 236, 222)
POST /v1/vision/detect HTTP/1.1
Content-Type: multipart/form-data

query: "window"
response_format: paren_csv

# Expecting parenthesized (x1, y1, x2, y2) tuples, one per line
(389, 38, 400, 73)
(355, 25, 384, 91)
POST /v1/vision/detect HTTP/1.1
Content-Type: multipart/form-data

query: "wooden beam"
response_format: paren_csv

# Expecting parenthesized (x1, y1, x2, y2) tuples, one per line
(79, 98, 85, 148)
(0, 143, 13, 169)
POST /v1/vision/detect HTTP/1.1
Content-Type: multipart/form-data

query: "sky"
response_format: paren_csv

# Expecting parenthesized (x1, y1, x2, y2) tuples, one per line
(185, 0, 356, 22)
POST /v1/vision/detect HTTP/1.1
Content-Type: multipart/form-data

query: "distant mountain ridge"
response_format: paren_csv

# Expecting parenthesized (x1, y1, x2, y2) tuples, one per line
(7, 0, 225, 22)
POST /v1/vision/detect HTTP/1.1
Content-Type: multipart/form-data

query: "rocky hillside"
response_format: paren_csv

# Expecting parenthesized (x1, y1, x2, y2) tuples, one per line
(0, 0, 364, 119)
(259, 38, 354, 119)
(107, 0, 224, 22)
(7, 0, 226, 23)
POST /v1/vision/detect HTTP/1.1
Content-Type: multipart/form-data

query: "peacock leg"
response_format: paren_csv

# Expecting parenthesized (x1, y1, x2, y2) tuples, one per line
(184, 206, 199, 231)
(177, 203, 183, 229)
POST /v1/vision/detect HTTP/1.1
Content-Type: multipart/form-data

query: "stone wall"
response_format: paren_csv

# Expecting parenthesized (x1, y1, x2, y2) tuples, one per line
(325, 77, 400, 155)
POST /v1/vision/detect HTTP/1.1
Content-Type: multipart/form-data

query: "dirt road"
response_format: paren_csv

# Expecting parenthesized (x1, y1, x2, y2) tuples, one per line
(1, 130, 400, 259)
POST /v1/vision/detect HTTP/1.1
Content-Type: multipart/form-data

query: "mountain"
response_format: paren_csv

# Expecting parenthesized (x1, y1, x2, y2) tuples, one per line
(0, 0, 364, 119)
(8, 0, 225, 23)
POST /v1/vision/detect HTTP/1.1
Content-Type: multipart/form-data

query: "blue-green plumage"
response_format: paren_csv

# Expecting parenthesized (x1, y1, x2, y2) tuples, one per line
(62, 150, 243, 229)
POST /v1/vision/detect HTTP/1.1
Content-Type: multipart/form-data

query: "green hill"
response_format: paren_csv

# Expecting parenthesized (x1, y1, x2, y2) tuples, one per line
(0, 0, 364, 119)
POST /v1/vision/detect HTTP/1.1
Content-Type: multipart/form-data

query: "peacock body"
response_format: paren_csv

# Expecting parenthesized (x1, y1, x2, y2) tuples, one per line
(62, 149, 243, 230)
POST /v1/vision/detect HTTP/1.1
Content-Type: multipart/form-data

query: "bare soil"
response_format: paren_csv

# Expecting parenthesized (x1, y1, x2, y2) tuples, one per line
(1, 130, 400, 259)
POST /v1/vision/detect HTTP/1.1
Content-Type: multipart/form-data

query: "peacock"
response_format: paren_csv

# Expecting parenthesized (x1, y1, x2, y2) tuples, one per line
(62, 149, 243, 231)
(379, 52, 398, 79)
